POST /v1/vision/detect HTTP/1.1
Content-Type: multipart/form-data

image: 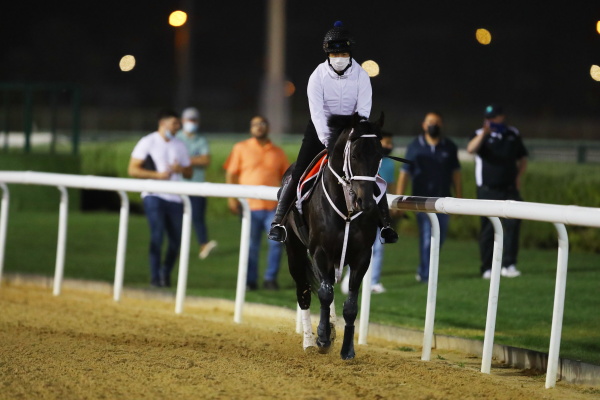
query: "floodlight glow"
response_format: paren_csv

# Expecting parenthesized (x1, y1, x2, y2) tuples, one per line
(597, 21, 600, 34)
(591, 65, 600, 81)
(119, 55, 136, 72)
(284, 81, 296, 97)
(169, 11, 187, 27)
(476, 28, 492, 45)
(361, 60, 380, 77)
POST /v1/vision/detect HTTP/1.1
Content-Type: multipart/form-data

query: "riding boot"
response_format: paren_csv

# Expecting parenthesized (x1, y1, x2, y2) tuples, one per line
(268, 178, 297, 242)
(378, 199, 399, 244)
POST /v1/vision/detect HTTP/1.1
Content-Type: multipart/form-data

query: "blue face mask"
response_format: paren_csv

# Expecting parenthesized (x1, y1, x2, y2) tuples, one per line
(489, 122, 506, 133)
(165, 130, 174, 139)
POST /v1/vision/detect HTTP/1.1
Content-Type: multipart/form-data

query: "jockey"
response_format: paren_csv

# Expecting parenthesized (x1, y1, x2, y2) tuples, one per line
(268, 21, 399, 244)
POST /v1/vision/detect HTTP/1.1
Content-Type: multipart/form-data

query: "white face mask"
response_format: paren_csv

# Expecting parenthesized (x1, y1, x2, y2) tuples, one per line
(164, 130, 174, 139)
(183, 121, 198, 133)
(329, 56, 350, 72)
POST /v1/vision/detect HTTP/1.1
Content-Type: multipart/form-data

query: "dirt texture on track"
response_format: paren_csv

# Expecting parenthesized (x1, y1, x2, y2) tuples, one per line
(0, 283, 597, 400)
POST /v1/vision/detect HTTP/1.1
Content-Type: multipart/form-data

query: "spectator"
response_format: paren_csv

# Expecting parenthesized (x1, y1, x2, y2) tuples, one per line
(467, 104, 528, 279)
(396, 111, 462, 283)
(176, 107, 217, 260)
(128, 109, 192, 288)
(341, 130, 397, 294)
(224, 116, 290, 290)
(268, 20, 398, 245)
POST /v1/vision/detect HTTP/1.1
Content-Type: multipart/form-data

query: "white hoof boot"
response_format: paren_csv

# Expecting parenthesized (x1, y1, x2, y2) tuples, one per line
(303, 332, 317, 351)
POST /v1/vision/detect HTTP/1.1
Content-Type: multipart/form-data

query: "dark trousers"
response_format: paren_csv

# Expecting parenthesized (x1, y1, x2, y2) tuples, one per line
(190, 196, 208, 245)
(477, 186, 523, 274)
(291, 120, 325, 181)
(143, 196, 183, 285)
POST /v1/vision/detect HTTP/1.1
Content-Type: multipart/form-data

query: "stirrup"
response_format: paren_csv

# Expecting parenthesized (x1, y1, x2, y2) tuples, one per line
(268, 224, 287, 243)
(380, 226, 398, 244)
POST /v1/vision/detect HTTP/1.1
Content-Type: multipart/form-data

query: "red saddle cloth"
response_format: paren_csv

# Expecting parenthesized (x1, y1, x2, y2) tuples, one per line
(299, 152, 328, 196)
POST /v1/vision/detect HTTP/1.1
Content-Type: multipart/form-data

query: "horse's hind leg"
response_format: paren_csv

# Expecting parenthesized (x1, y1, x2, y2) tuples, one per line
(286, 233, 316, 350)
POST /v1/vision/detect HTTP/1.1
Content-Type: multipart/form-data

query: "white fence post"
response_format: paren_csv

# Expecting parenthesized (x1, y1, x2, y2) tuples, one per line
(234, 199, 251, 324)
(113, 191, 129, 302)
(546, 223, 569, 388)
(53, 186, 69, 296)
(358, 249, 375, 345)
(175, 195, 193, 314)
(421, 212, 441, 361)
(481, 216, 504, 373)
(0, 183, 9, 285)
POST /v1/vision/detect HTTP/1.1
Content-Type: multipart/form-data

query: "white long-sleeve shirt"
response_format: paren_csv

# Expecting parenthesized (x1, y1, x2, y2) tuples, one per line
(307, 58, 372, 147)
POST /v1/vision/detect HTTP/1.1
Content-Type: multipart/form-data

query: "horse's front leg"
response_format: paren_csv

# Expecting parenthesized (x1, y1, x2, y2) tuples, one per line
(316, 280, 334, 353)
(341, 258, 370, 359)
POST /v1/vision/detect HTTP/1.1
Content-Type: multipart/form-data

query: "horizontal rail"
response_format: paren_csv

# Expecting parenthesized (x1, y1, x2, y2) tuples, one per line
(390, 195, 600, 228)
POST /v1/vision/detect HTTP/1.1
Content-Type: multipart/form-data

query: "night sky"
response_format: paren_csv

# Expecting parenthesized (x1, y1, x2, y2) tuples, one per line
(2, 1, 600, 137)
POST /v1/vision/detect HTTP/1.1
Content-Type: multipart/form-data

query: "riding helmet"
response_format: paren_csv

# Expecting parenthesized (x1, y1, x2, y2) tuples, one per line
(323, 21, 354, 54)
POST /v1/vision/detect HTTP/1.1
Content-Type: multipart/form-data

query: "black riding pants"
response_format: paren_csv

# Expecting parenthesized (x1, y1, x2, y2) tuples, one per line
(291, 120, 326, 181)
(477, 186, 523, 274)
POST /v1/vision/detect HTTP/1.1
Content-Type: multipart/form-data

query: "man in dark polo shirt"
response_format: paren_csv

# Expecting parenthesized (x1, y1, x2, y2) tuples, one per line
(397, 111, 462, 283)
(467, 104, 528, 279)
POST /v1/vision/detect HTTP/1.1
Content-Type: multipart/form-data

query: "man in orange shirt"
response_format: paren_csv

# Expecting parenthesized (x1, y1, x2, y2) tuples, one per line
(225, 116, 290, 290)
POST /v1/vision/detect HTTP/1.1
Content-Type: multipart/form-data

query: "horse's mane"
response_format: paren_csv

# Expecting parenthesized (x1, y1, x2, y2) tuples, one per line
(326, 113, 365, 151)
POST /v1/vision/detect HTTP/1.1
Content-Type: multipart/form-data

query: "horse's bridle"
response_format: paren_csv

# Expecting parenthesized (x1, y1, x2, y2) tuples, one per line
(324, 129, 382, 220)
(321, 129, 384, 284)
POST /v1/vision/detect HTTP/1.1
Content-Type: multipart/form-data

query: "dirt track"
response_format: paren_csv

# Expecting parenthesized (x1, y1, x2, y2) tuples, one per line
(0, 283, 598, 400)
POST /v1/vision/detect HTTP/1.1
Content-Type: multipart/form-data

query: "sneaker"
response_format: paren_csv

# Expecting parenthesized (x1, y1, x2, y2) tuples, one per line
(340, 270, 350, 294)
(263, 280, 279, 290)
(501, 265, 521, 278)
(246, 282, 258, 291)
(199, 240, 218, 259)
(371, 283, 386, 294)
(415, 274, 428, 283)
(482, 269, 492, 280)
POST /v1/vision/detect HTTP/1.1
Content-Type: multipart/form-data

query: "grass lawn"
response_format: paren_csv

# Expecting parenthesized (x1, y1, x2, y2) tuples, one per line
(3, 209, 599, 365)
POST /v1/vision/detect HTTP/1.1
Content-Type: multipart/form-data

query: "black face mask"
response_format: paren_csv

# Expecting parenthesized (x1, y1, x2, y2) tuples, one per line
(381, 147, 392, 156)
(427, 124, 441, 138)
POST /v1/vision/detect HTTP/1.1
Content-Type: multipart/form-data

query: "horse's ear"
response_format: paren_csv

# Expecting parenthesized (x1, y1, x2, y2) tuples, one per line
(376, 112, 385, 128)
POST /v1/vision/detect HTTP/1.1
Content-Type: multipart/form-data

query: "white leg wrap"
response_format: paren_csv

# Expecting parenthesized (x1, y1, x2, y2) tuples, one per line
(329, 299, 337, 321)
(302, 309, 316, 350)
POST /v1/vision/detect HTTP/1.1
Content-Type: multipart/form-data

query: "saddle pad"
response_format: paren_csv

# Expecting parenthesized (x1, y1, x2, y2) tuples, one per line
(299, 153, 328, 193)
(296, 151, 328, 213)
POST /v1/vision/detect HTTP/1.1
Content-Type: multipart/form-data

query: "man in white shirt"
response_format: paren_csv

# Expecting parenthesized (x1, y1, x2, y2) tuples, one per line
(268, 21, 398, 245)
(128, 109, 193, 287)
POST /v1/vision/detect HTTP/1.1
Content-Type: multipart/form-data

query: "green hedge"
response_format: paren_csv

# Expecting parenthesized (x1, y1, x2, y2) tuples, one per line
(443, 162, 600, 253)
(0, 153, 81, 211)
(78, 138, 600, 253)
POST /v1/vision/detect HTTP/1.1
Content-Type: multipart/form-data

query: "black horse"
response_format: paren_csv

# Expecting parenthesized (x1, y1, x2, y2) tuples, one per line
(283, 112, 385, 359)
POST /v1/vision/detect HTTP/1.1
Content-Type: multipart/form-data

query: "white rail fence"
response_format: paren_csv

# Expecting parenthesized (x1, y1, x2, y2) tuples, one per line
(0, 171, 599, 389)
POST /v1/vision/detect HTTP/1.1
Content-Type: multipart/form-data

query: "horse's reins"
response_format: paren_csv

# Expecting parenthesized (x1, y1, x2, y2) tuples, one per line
(322, 129, 381, 283)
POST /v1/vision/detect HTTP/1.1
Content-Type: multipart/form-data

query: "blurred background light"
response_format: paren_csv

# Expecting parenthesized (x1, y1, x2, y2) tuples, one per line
(119, 55, 136, 72)
(169, 11, 187, 27)
(590, 65, 600, 81)
(596, 21, 600, 34)
(361, 60, 380, 77)
(475, 28, 492, 45)
(284, 81, 295, 97)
